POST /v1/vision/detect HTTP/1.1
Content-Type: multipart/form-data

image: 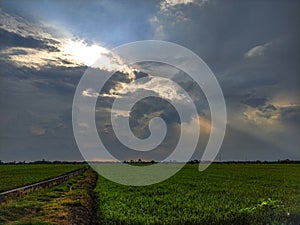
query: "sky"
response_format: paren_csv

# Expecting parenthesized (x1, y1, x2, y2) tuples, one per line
(0, 0, 299, 162)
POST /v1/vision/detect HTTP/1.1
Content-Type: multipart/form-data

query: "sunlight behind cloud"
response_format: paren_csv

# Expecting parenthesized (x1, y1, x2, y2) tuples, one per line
(63, 40, 138, 79)
(63, 40, 109, 66)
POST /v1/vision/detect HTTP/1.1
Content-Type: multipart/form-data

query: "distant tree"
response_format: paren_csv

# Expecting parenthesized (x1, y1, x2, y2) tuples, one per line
(189, 159, 199, 164)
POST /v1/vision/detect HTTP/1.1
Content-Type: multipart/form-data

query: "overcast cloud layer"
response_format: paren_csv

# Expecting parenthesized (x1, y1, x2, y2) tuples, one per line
(0, 0, 299, 162)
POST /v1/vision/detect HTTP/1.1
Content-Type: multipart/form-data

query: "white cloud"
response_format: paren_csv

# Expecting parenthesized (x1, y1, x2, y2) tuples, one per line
(149, 0, 209, 39)
(82, 88, 100, 98)
(160, 0, 209, 11)
(243, 106, 281, 127)
(245, 42, 272, 58)
(104, 76, 190, 102)
(242, 97, 300, 131)
(0, 9, 138, 81)
(2, 37, 137, 76)
(2, 47, 72, 69)
(148, 16, 166, 39)
(160, 0, 194, 11)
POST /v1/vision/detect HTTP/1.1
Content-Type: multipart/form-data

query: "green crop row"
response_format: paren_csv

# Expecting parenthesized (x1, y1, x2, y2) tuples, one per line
(94, 164, 300, 225)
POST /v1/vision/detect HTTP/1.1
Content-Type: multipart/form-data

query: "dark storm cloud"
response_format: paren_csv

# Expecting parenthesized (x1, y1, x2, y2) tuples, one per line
(96, 69, 182, 141)
(279, 106, 300, 126)
(154, 0, 300, 64)
(0, 57, 85, 94)
(99, 71, 135, 95)
(96, 106, 181, 161)
(242, 96, 268, 108)
(0, 65, 83, 161)
(152, 0, 300, 97)
(0, 28, 42, 48)
(0, 0, 299, 162)
(0, 8, 85, 161)
(238, 90, 299, 127)
(31, 66, 85, 94)
(129, 96, 180, 137)
(0, 28, 59, 51)
(92, 66, 199, 161)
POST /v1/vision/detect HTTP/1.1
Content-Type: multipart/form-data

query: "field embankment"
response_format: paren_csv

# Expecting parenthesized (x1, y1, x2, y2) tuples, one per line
(0, 168, 98, 225)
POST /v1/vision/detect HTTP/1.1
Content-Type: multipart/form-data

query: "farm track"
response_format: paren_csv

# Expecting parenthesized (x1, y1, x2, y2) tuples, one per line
(0, 166, 89, 202)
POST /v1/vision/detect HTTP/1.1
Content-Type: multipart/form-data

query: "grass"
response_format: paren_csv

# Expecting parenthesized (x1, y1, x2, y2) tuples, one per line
(94, 164, 300, 225)
(0, 169, 97, 225)
(1, 163, 299, 224)
(0, 164, 86, 192)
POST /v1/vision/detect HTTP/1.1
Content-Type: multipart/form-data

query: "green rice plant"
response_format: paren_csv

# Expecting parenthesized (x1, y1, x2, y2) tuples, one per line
(94, 164, 300, 225)
(240, 198, 288, 225)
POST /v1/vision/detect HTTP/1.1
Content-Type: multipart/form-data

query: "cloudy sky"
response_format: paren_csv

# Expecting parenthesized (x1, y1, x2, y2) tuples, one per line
(0, 0, 299, 162)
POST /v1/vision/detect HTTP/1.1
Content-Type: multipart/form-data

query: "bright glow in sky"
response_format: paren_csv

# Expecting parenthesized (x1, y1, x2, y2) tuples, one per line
(0, 0, 299, 161)
(63, 40, 109, 66)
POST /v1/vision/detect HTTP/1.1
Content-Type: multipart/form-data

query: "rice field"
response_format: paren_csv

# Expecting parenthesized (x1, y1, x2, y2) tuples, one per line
(94, 164, 300, 225)
(1, 163, 299, 224)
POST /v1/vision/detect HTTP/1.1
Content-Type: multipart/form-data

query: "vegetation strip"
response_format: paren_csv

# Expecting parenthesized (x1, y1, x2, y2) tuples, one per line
(0, 169, 98, 225)
(0, 167, 89, 202)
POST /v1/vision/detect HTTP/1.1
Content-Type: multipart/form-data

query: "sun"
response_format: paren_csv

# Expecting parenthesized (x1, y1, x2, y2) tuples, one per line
(63, 40, 109, 66)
